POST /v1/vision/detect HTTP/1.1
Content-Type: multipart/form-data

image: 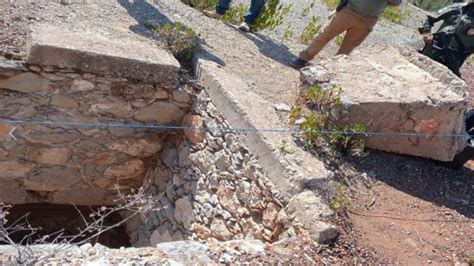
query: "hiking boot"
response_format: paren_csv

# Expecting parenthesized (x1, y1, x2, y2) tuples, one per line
(290, 58, 309, 70)
(202, 10, 223, 20)
(238, 22, 251, 32)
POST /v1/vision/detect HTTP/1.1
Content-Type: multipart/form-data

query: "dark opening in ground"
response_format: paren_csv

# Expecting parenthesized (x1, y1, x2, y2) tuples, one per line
(1, 204, 131, 249)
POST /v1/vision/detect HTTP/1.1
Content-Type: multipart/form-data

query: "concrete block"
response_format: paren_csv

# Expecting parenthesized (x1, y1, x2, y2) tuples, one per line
(302, 44, 469, 161)
(26, 24, 180, 84)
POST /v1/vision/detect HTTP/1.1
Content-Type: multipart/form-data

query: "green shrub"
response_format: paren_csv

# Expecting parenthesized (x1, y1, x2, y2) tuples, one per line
(301, 84, 367, 154)
(154, 23, 197, 65)
(185, 0, 291, 32)
(278, 140, 296, 154)
(381, 6, 410, 24)
(300, 16, 321, 45)
(189, 0, 218, 10)
(253, 0, 293, 31)
(468, 257, 474, 266)
(289, 104, 301, 124)
(222, 4, 248, 24)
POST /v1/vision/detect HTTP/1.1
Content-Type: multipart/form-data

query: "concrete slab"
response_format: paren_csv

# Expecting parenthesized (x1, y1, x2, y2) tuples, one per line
(302, 44, 469, 161)
(26, 24, 180, 83)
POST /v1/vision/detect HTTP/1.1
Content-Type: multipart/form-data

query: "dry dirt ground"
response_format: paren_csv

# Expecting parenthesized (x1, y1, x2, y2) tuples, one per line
(0, 1, 473, 264)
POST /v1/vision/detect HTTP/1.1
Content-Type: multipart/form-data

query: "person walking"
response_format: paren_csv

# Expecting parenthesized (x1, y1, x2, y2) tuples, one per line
(202, 0, 265, 32)
(291, 0, 402, 69)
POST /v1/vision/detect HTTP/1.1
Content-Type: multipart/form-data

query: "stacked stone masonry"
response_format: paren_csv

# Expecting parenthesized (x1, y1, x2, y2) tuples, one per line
(0, 60, 192, 205)
(127, 91, 322, 247)
(0, 21, 337, 249)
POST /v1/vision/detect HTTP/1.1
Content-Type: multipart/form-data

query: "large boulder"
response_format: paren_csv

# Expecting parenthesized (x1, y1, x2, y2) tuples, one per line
(301, 44, 469, 162)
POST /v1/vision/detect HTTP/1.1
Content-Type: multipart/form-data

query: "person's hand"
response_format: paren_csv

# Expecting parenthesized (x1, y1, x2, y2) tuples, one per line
(468, 28, 474, 36)
(422, 33, 434, 45)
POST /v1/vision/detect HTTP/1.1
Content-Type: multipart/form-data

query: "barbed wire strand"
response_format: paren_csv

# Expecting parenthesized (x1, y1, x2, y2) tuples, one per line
(0, 119, 470, 140)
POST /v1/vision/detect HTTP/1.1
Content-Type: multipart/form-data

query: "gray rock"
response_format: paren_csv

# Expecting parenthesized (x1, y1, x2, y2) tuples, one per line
(134, 102, 185, 124)
(286, 191, 336, 243)
(215, 150, 231, 170)
(301, 64, 330, 84)
(0, 72, 51, 93)
(156, 241, 214, 264)
(311, 221, 339, 244)
(274, 103, 291, 112)
(202, 202, 214, 217)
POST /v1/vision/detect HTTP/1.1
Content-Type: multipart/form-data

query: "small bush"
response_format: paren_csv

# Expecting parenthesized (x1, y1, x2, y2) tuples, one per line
(381, 6, 410, 24)
(468, 257, 474, 266)
(278, 140, 296, 154)
(289, 104, 301, 124)
(300, 16, 321, 45)
(301, 84, 367, 154)
(189, 0, 218, 10)
(222, 4, 248, 24)
(185, 0, 291, 32)
(253, 0, 293, 32)
(154, 23, 197, 65)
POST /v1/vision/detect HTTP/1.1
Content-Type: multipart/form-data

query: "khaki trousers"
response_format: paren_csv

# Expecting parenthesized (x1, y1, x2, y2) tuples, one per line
(299, 8, 378, 61)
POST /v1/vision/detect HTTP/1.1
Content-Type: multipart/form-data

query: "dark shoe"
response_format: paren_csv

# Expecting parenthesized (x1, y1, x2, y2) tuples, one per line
(290, 58, 309, 70)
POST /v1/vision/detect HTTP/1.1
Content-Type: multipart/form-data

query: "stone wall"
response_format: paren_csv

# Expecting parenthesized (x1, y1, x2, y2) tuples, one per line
(126, 90, 326, 247)
(0, 60, 192, 205)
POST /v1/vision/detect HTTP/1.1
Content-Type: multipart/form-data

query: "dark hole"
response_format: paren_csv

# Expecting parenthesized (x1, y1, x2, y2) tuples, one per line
(1, 204, 131, 248)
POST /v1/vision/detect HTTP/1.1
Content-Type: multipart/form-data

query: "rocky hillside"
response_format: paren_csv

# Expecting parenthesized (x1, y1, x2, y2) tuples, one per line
(0, 0, 472, 265)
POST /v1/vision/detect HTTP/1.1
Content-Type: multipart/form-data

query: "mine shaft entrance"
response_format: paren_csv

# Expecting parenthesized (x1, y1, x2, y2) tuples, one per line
(0, 204, 131, 248)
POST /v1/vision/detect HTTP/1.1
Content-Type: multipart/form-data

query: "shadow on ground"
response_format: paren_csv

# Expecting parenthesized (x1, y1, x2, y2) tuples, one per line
(236, 30, 299, 66)
(117, 0, 225, 66)
(347, 150, 474, 218)
(117, 0, 173, 38)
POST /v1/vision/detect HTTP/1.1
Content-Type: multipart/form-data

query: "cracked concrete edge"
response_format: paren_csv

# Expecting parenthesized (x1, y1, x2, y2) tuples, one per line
(194, 58, 296, 198)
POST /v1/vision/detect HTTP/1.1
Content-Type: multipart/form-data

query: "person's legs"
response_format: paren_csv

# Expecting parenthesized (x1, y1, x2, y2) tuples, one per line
(215, 0, 232, 15)
(298, 9, 355, 62)
(243, 0, 265, 24)
(336, 15, 377, 55)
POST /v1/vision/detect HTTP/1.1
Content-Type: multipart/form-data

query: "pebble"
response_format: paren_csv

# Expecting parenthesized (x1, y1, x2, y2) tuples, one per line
(274, 103, 292, 112)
